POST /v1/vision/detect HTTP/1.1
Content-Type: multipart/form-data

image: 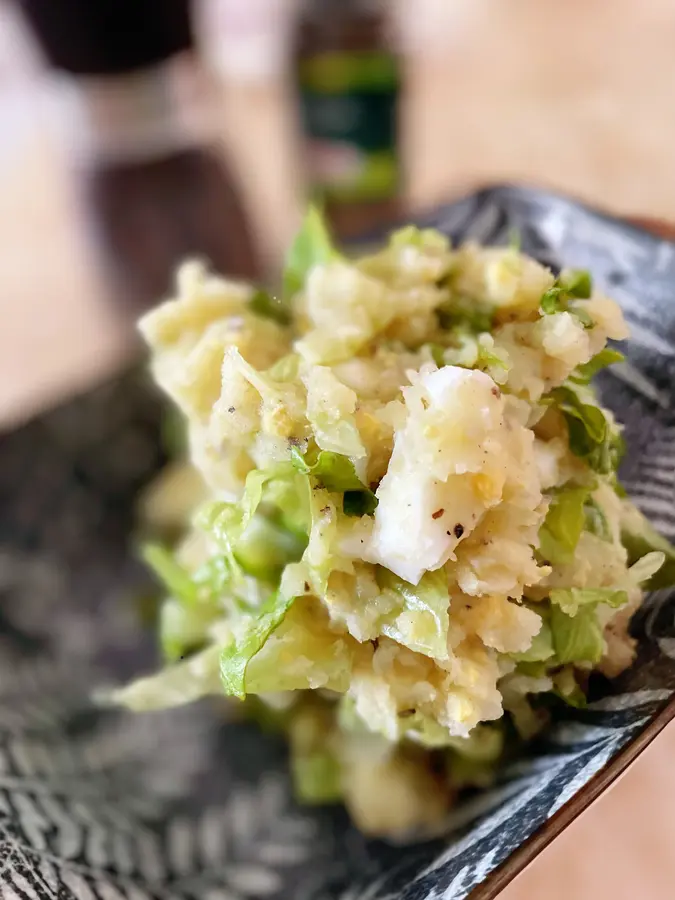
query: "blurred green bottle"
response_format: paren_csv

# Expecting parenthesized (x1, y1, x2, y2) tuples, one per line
(294, 0, 402, 240)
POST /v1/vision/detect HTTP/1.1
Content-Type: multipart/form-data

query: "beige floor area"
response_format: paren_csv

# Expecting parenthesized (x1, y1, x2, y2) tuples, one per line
(2, 0, 675, 897)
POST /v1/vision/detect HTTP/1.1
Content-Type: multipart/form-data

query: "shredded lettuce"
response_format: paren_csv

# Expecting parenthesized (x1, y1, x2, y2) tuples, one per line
(436, 297, 494, 334)
(552, 667, 587, 709)
(549, 383, 625, 474)
(427, 343, 447, 367)
(403, 713, 456, 748)
(376, 568, 450, 660)
(444, 724, 508, 787)
(289, 702, 343, 803)
(559, 268, 593, 299)
(250, 288, 291, 326)
(445, 723, 504, 762)
(510, 617, 554, 663)
(291, 448, 378, 517)
(113, 645, 223, 711)
(549, 587, 628, 618)
(621, 505, 675, 590)
(303, 365, 366, 459)
(538, 487, 589, 565)
(570, 348, 625, 384)
(540, 269, 593, 322)
(629, 551, 665, 586)
(389, 224, 449, 251)
(583, 495, 613, 542)
(283, 205, 340, 299)
(233, 515, 307, 582)
(199, 465, 309, 576)
(160, 596, 219, 662)
(265, 352, 300, 382)
(142, 543, 198, 605)
(549, 604, 604, 664)
(220, 591, 297, 700)
(292, 751, 342, 804)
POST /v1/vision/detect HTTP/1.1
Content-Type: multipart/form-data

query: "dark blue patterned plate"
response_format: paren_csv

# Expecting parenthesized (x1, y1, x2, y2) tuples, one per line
(2, 186, 675, 900)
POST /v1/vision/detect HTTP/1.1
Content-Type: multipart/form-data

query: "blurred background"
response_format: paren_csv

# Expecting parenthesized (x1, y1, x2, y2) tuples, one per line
(2, 0, 675, 897)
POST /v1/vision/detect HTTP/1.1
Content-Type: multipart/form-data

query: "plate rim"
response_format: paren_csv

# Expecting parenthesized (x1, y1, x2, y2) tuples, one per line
(469, 696, 675, 899)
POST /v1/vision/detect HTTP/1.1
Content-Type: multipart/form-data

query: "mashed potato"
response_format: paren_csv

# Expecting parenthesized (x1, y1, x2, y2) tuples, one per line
(116, 210, 669, 838)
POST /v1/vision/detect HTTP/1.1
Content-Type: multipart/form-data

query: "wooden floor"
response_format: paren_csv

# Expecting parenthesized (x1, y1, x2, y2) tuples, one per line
(2, 1, 675, 896)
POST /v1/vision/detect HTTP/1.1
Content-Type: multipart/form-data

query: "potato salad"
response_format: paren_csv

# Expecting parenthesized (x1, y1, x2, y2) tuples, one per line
(116, 209, 674, 837)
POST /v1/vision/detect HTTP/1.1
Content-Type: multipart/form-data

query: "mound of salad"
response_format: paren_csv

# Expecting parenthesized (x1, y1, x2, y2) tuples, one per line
(116, 208, 675, 837)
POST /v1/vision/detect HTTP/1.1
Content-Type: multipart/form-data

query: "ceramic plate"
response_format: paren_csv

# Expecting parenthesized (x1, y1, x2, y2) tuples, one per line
(2, 185, 675, 900)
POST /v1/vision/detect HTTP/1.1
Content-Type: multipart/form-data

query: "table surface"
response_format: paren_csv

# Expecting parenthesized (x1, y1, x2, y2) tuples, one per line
(2, 1, 675, 897)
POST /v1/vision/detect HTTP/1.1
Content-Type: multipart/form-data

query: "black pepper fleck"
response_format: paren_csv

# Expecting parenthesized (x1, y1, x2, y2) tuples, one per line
(304, 582, 310, 592)
(227, 406, 235, 413)
(454, 523, 464, 539)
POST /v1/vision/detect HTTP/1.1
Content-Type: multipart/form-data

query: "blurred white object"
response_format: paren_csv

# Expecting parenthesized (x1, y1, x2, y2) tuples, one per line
(198, 0, 299, 84)
(0, 2, 45, 164)
(393, 0, 489, 56)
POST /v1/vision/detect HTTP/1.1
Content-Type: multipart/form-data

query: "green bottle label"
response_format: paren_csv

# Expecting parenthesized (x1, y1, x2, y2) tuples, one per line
(299, 51, 399, 203)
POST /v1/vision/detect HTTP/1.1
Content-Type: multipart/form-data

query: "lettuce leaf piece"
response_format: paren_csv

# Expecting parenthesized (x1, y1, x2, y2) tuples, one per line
(436, 297, 494, 334)
(583, 495, 613, 542)
(250, 288, 291, 326)
(233, 515, 307, 582)
(389, 224, 449, 250)
(292, 751, 342, 804)
(343, 490, 378, 517)
(289, 702, 343, 803)
(376, 568, 450, 660)
(509, 618, 555, 663)
(303, 366, 366, 459)
(552, 667, 587, 708)
(446, 723, 504, 762)
(291, 448, 378, 516)
(549, 587, 628, 617)
(514, 660, 549, 678)
(192, 555, 235, 600)
(620, 504, 675, 590)
(549, 384, 625, 474)
(405, 715, 504, 760)
(266, 476, 313, 538)
(540, 269, 593, 326)
(559, 268, 593, 299)
(142, 543, 198, 605)
(475, 335, 510, 375)
(538, 487, 589, 565)
(160, 596, 220, 662)
(199, 464, 307, 572)
(113, 645, 223, 711)
(549, 604, 604, 664)
(427, 343, 447, 367)
(403, 713, 456, 748)
(283, 205, 340, 299)
(291, 447, 361, 490)
(265, 352, 300, 382)
(540, 287, 565, 315)
(220, 591, 297, 700)
(629, 551, 665, 585)
(570, 348, 625, 385)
